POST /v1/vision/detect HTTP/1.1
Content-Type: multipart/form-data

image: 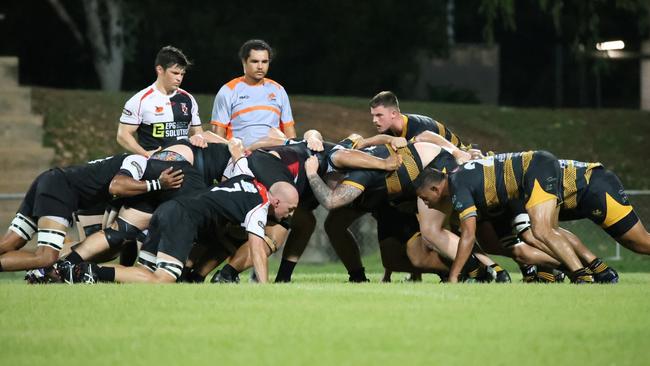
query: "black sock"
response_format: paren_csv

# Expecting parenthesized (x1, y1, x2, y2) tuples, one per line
(66, 250, 83, 265)
(275, 259, 297, 283)
(0, 260, 3, 272)
(189, 272, 205, 283)
(348, 267, 368, 282)
(96, 266, 115, 282)
(221, 264, 240, 280)
(462, 254, 481, 278)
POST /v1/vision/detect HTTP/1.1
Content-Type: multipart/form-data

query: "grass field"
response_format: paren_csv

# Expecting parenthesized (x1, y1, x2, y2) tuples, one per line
(1, 267, 649, 366)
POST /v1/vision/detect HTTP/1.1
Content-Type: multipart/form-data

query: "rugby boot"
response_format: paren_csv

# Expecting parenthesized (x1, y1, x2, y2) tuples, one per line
(210, 270, 240, 284)
(588, 258, 619, 284)
(520, 265, 537, 283)
(493, 266, 511, 283)
(24, 268, 47, 284)
(349, 267, 370, 283)
(536, 266, 558, 283)
(570, 268, 594, 284)
(73, 262, 99, 284)
(55, 260, 75, 284)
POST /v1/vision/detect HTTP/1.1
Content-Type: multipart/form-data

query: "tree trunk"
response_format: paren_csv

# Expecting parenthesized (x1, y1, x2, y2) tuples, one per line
(82, 0, 124, 91)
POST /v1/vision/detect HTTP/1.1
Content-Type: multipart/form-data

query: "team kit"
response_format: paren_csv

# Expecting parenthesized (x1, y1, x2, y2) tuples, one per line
(1, 41, 649, 285)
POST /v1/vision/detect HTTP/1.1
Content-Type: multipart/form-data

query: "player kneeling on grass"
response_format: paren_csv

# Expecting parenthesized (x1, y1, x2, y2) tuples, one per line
(72, 175, 298, 284)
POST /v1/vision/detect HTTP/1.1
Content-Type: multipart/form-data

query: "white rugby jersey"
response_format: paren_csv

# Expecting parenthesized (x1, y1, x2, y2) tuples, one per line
(120, 83, 201, 150)
(210, 77, 294, 146)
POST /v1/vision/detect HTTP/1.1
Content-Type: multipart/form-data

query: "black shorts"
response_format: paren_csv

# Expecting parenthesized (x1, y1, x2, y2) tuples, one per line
(18, 169, 78, 221)
(559, 168, 639, 238)
(522, 151, 562, 209)
(141, 200, 198, 263)
(373, 203, 419, 243)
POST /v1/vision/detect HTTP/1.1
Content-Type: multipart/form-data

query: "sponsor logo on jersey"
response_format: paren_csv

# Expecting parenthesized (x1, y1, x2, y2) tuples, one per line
(155, 106, 164, 114)
(258, 221, 265, 230)
(130, 161, 144, 177)
(122, 108, 133, 116)
(239, 95, 250, 100)
(592, 209, 603, 217)
(267, 92, 276, 101)
(180, 102, 188, 116)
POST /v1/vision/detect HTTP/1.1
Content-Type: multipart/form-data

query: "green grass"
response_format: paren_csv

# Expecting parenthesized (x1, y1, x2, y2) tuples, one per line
(1, 270, 649, 366)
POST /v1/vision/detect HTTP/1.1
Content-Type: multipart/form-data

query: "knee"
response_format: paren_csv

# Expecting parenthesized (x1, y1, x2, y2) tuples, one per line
(36, 248, 60, 267)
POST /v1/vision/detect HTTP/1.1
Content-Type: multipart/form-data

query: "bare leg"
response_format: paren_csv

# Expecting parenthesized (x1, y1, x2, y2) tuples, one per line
(527, 201, 583, 272)
(406, 234, 449, 272)
(616, 221, 650, 255)
(0, 230, 27, 255)
(0, 217, 67, 271)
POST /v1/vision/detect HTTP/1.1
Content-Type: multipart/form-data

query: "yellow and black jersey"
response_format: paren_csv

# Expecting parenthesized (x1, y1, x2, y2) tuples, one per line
(557, 159, 602, 211)
(390, 114, 465, 148)
(449, 151, 562, 221)
(339, 143, 459, 205)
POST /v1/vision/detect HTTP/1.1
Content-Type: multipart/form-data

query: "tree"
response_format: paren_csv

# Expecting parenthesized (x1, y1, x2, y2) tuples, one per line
(47, 0, 127, 91)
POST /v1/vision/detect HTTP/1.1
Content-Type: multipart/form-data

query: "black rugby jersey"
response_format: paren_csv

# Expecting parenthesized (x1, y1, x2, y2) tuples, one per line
(175, 175, 270, 238)
(390, 114, 465, 148)
(62, 154, 130, 206)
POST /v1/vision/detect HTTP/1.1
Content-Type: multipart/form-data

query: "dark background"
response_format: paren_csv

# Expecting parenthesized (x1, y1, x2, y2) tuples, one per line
(1, 0, 647, 108)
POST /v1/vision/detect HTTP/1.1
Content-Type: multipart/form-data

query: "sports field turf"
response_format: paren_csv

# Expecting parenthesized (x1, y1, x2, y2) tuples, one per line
(1, 266, 649, 366)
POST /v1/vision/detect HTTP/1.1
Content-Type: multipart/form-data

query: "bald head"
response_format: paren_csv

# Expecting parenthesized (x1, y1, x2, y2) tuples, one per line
(268, 181, 299, 220)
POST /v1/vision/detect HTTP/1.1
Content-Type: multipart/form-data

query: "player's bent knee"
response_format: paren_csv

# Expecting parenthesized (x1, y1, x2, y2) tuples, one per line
(104, 217, 142, 250)
(155, 257, 183, 282)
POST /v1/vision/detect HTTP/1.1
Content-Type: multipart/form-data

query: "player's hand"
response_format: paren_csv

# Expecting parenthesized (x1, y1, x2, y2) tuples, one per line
(159, 167, 184, 189)
(467, 148, 484, 160)
(304, 156, 319, 176)
(189, 134, 208, 148)
(228, 138, 245, 160)
(390, 137, 408, 151)
(146, 147, 161, 158)
(452, 150, 472, 165)
(383, 154, 402, 171)
(306, 136, 324, 152)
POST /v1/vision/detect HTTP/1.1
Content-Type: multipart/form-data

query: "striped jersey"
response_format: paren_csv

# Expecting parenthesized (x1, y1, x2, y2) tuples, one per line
(389, 114, 466, 148)
(210, 77, 294, 146)
(120, 84, 201, 150)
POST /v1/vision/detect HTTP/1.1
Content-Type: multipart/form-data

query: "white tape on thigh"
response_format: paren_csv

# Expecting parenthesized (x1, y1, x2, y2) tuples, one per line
(43, 215, 71, 227)
(511, 213, 531, 234)
(156, 258, 183, 279)
(9, 213, 37, 240)
(36, 229, 66, 251)
(137, 250, 157, 272)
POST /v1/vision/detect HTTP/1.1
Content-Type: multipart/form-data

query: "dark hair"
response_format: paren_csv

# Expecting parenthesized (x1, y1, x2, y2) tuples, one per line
(413, 167, 447, 191)
(155, 45, 191, 70)
(369, 91, 400, 110)
(239, 39, 273, 61)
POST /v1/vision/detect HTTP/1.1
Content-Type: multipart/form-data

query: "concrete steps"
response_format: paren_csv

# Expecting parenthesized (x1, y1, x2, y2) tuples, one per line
(0, 57, 54, 231)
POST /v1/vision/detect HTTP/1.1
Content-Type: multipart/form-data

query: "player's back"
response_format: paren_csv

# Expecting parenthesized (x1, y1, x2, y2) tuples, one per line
(62, 154, 129, 206)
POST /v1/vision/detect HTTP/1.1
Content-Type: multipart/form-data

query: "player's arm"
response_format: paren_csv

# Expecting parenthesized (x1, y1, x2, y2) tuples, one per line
(248, 233, 270, 283)
(283, 124, 297, 139)
(116, 124, 154, 157)
(210, 87, 232, 138)
(330, 148, 401, 171)
(448, 215, 477, 283)
(414, 131, 471, 163)
(355, 134, 397, 149)
(305, 156, 363, 209)
(108, 156, 183, 197)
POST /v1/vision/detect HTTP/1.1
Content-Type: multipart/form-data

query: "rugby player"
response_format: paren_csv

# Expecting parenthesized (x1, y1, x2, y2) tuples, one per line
(73, 175, 299, 284)
(117, 45, 204, 157)
(0, 154, 183, 275)
(414, 151, 599, 283)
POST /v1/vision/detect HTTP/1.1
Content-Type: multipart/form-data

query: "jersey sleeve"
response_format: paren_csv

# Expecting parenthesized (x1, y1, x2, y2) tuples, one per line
(450, 178, 477, 221)
(278, 86, 295, 128)
(210, 86, 232, 128)
(188, 93, 201, 127)
(341, 169, 373, 192)
(243, 203, 269, 238)
(120, 94, 142, 125)
(117, 155, 148, 180)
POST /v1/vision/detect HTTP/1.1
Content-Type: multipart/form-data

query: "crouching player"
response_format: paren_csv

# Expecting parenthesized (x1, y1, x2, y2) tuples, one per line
(73, 175, 298, 283)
